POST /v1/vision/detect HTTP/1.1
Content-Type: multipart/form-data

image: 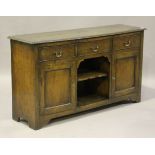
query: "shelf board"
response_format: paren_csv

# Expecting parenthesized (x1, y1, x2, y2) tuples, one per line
(78, 71, 107, 82)
(78, 94, 107, 106)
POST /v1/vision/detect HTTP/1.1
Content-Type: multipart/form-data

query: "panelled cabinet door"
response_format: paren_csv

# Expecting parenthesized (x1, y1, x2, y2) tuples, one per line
(39, 61, 76, 115)
(112, 51, 139, 97)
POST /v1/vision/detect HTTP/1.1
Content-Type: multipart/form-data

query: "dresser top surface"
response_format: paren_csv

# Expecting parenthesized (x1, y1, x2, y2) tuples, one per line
(9, 24, 145, 44)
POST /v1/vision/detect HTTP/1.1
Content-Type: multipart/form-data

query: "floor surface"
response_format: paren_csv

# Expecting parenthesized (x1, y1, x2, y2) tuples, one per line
(0, 75, 155, 138)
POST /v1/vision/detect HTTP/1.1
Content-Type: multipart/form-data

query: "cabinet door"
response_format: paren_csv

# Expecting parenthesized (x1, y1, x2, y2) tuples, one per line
(112, 51, 139, 97)
(39, 61, 76, 115)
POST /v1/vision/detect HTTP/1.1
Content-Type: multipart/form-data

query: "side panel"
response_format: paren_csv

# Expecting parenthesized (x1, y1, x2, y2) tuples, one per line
(11, 40, 39, 129)
(137, 31, 144, 102)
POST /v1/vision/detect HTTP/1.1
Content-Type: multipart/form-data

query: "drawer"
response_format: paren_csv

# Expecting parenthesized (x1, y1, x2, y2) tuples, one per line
(77, 37, 111, 56)
(113, 33, 141, 50)
(39, 43, 75, 61)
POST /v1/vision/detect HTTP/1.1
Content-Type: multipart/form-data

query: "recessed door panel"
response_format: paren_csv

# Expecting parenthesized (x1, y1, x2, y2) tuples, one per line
(116, 57, 135, 91)
(45, 69, 70, 108)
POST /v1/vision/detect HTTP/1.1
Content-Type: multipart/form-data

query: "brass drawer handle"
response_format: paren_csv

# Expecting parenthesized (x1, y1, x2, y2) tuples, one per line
(91, 45, 99, 52)
(124, 40, 131, 47)
(55, 50, 62, 58)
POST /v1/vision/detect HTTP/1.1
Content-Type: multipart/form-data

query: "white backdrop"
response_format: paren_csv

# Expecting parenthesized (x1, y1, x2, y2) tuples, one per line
(0, 16, 155, 137)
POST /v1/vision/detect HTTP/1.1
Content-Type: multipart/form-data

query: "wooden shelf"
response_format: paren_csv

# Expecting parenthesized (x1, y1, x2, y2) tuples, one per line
(78, 94, 107, 106)
(78, 71, 107, 82)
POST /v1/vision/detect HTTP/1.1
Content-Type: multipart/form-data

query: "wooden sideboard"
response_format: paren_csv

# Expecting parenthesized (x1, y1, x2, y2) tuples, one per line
(9, 24, 145, 129)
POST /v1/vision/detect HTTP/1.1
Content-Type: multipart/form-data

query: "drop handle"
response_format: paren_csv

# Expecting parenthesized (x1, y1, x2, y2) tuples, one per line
(91, 45, 99, 52)
(124, 40, 131, 47)
(55, 50, 62, 58)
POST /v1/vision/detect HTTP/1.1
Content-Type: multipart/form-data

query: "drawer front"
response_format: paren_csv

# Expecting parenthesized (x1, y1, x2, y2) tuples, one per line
(39, 43, 75, 61)
(77, 37, 111, 56)
(113, 33, 141, 50)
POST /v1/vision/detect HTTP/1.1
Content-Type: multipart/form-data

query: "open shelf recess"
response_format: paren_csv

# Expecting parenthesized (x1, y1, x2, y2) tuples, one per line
(77, 56, 110, 106)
